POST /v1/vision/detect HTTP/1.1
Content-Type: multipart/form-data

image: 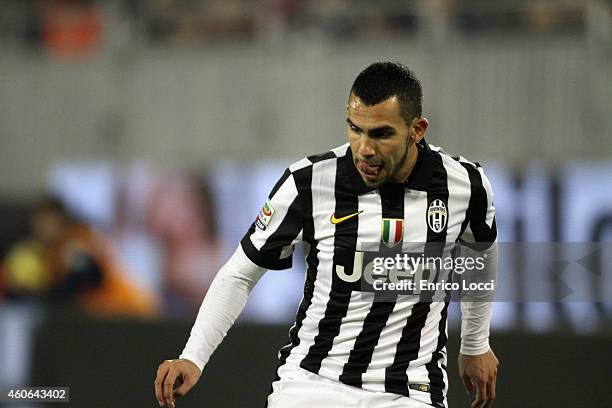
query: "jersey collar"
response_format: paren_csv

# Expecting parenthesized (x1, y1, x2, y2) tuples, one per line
(342, 138, 434, 194)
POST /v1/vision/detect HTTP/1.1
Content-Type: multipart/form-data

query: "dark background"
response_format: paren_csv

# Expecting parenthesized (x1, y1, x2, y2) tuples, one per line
(31, 310, 612, 408)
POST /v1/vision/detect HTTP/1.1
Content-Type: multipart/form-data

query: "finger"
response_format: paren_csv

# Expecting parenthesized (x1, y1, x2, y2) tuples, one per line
(483, 379, 495, 408)
(471, 379, 486, 408)
(492, 368, 497, 397)
(173, 376, 194, 398)
(462, 374, 474, 396)
(155, 364, 169, 406)
(163, 368, 179, 406)
(482, 383, 493, 408)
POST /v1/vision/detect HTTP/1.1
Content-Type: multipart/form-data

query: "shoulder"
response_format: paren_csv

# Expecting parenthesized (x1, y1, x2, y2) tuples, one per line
(287, 143, 350, 175)
(267, 144, 349, 199)
(429, 143, 492, 188)
(429, 143, 481, 170)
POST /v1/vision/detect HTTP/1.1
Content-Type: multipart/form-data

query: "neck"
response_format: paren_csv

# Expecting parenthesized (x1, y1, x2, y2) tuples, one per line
(391, 141, 420, 183)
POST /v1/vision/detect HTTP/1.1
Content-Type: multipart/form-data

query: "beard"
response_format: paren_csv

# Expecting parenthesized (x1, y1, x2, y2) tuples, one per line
(359, 140, 411, 188)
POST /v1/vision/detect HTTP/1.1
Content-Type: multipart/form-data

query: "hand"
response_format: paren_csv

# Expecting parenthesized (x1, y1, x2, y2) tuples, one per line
(458, 349, 499, 408)
(154, 359, 201, 407)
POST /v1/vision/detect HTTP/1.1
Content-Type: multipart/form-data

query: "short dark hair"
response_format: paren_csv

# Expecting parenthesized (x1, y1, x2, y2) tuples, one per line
(350, 61, 423, 124)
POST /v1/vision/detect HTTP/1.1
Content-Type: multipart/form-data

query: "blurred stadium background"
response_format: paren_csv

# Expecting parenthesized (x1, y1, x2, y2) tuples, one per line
(0, 0, 611, 406)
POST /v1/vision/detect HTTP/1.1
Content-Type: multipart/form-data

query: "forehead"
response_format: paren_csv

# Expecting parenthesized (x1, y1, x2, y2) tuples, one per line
(347, 93, 404, 127)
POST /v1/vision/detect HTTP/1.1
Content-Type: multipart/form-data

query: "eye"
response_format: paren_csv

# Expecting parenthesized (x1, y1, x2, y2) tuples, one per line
(373, 131, 393, 139)
(349, 124, 361, 133)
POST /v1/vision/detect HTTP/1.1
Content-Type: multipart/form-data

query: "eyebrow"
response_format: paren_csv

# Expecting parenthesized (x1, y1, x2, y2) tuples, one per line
(346, 118, 396, 137)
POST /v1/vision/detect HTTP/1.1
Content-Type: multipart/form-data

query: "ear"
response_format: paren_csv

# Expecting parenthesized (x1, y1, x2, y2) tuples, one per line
(411, 117, 429, 143)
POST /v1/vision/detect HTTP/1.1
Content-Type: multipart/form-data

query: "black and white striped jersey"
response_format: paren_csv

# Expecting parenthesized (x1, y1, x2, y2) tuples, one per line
(240, 139, 497, 407)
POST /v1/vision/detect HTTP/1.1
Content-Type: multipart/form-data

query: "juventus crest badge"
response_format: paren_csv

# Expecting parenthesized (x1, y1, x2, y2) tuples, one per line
(427, 199, 448, 233)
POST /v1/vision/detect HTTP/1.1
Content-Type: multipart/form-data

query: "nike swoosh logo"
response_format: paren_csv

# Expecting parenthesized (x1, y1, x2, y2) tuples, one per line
(330, 210, 363, 224)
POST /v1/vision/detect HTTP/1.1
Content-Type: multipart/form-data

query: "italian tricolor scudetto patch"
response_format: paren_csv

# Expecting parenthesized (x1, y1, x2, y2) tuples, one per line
(381, 218, 404, 248)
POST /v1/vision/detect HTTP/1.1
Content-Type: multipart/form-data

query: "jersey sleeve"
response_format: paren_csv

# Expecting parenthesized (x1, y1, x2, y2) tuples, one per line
(459, 165, 497, 248)
(240, 168, 304, 270)
(458, 165, 497, 354)
(179, 245, 266, 371)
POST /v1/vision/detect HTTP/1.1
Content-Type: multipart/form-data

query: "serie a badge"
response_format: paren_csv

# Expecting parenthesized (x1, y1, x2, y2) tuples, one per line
(255, 199, 275, 230)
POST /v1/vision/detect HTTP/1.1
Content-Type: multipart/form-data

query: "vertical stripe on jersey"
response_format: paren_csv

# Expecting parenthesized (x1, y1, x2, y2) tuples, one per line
(385, 151, 450, 399)
(338, 184, 404, 387)
(424, 151, 450, 407)
(317, 190, 380, 379)
(441, 155, 472, 243)
(300, 158, 360, 374)
(275, 164, 315, 377)
(459, 162, 497, 243)
(425, 151, 450, 245)
(425, 301, 449, 406)
(384, 302, 432, 396)
(401, 189, 428, 253)
(287, 158, 339, 369)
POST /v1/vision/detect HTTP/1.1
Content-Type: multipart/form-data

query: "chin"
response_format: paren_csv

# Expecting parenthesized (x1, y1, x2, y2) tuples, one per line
(361, 175, 386, 188)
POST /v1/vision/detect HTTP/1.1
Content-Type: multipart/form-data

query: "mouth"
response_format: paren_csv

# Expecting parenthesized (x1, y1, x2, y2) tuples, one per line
(356, 161, 384, 181)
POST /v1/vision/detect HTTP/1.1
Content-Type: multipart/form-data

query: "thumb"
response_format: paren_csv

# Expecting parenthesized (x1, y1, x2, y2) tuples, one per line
(173, 376, 195, 398)
(462, 374, 474, 396)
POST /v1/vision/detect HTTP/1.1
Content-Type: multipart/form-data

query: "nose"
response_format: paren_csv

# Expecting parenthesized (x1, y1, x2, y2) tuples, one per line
(357, 135, 376, 159)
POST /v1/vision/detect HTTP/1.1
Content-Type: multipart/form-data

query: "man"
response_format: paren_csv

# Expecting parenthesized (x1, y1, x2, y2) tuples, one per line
(4, 196, 158, 317)
(155, 62, 499, 408)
